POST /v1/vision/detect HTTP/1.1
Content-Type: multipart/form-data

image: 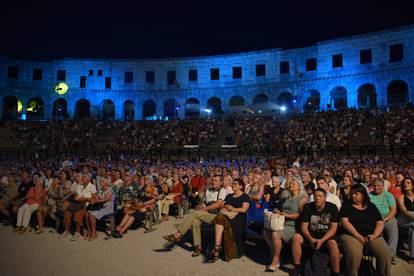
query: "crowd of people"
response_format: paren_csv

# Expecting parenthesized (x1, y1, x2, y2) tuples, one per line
(0, 106, 413, 158)
(0, 153, 414, 275)
(231, 109, 366, 155)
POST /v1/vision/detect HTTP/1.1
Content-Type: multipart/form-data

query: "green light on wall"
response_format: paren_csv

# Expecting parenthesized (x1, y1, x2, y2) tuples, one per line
(55, 82, 69, 95)
(17, 100, 23, 112)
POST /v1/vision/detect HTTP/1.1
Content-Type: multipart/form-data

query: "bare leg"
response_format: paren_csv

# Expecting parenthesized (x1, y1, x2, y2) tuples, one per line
(119, 217, 135, 234)
(84, 214, 91, 239)
(36, 210, 43, 230)
(270, 232, 282, 267)
(89, 215, 97, 239)
(327, 239, 340, 273)
(214, 224, 224, 246)
(291, 233, 303, 265)
(117, 214, 130, 231)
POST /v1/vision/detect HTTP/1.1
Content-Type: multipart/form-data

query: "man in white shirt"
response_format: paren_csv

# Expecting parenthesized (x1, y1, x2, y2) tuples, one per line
(310, 177, 341, 210)
(61, 174, 96, 241)
(163, 175, 226, 257)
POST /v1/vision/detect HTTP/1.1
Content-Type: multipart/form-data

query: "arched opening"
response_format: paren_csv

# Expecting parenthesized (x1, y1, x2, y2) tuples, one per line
(26, 97, 44, 120)
(185, 98, 200, 119)
(101, 99, 115, 120)
(2, 96, 19, 120)
(124, 100, 135, 121)
(302, 90, 320, 113)
(143, 100, 156, 118)
(207, 97, 223, 115)
(330, 86, 348, 110)
(164, 99, 178, 119)
(277, 91, 293, 109)
(75, 99, 91, 120)
(52, 98, 68, 120)
(229, 95, 245, 106)
(357, 84, 377, 108)
(387, 80, 409, 106)
(252, 93, 269, 105)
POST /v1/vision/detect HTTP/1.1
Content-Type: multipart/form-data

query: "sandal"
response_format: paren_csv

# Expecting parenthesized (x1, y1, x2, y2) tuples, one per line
(208, 244, 221, 263)
(191, 245, 202, 257)
(12, 227, 21, 233)
(163, 233, 181, 243)
(35, 229, 44, 235)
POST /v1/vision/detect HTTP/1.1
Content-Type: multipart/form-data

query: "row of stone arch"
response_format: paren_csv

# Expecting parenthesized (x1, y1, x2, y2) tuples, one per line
(1, 80, 410, 120)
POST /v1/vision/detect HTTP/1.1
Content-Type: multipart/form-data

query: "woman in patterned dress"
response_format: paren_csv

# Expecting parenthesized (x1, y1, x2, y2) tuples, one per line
(85, 177, 114, 240)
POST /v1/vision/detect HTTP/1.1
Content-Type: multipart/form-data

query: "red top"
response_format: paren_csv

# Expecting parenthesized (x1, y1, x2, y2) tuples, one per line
(170, 182, 184, 204)
(389, 185, 403, 200)
(26, 187, 44, 205)
(190, 176, 206, 192)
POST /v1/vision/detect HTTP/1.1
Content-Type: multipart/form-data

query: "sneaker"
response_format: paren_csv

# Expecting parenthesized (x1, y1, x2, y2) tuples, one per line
(58, 231, 70, 239)
(70, 232, 80, 241)
(265, 264, 279, 273)
(391, 257, 397, 265)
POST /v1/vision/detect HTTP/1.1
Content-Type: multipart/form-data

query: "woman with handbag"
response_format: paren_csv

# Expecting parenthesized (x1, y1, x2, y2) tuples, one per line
(208, 178, 250, 263)
(339, 184, 391, 276)
(262, 176, 307, 272)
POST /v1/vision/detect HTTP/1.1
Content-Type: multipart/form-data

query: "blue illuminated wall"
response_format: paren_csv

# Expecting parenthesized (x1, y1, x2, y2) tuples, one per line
(0, 24, 414, 120)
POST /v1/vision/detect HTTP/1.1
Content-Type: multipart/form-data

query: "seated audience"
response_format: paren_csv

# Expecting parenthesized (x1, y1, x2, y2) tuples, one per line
(209, 178, 250, 262)
(369, 178, 398, 264)
(163, 175, 226, 257)
(262, 176, 307, 272)
(61, 174, 96, 241)
(339, 184, 391, 276)
(85, 177, 115, 240)
(291, 188, 340, 276)
(396, 177, 414, 263)
(0, 173, 18, 225)
(159, 173, 183, 221)
(15, 175, 45, 234)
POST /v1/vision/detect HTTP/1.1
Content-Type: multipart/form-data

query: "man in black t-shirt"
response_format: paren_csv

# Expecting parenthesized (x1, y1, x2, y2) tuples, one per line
(291, 188, 340, 276)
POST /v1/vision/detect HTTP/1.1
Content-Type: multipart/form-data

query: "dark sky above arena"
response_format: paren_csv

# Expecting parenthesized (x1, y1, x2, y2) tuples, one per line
(1, 0, 414, 60)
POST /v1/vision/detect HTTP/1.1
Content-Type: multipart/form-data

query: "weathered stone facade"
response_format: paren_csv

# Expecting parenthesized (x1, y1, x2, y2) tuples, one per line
(1, 25, 413, 120)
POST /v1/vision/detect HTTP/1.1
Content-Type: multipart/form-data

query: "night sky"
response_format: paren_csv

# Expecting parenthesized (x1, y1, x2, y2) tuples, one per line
(1, 0, 414, 60)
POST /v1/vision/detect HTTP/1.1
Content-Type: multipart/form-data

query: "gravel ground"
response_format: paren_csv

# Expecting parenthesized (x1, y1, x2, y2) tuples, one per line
(0, 218, 413, 276)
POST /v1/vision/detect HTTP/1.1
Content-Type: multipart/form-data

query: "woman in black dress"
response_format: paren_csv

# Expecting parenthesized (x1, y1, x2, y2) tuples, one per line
(209, 178, 250, 262)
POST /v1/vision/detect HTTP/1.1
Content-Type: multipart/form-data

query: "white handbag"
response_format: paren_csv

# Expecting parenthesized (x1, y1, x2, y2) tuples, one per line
(264, 210, 285, 231)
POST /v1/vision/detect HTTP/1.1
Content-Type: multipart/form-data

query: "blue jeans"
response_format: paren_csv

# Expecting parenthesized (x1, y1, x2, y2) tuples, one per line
(384, 217, 398, 257)
(399, 213, 414, 258)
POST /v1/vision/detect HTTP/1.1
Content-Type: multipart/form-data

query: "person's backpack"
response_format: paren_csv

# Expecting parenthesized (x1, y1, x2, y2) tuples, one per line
(303, 248, 331, 276)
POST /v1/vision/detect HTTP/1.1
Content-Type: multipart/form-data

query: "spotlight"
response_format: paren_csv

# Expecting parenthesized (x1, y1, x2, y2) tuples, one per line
(280, 106, 287, 112)
(258, 110, 262, 114)
(205, 109, 212, 114)
(292, 99, 297, 104)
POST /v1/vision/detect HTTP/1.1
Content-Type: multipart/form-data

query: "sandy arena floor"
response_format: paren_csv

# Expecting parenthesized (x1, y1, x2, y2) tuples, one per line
(0, 217, 413, 276)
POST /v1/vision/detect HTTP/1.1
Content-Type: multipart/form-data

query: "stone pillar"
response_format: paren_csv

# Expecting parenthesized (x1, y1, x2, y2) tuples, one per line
(347, 89, 357, 108)
(134, 101, 142, 121)
(115, 101, 123, 121)
(67, 100, 75, 119)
